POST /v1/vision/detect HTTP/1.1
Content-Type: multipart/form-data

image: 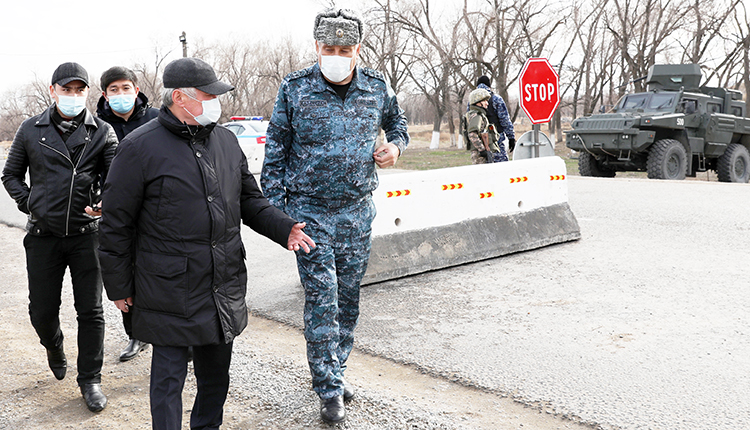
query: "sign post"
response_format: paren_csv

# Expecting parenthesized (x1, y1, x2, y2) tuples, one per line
(518, 58, 560, 158)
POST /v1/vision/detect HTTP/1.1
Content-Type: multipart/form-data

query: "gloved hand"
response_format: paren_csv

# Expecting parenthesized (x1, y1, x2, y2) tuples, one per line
(479, 150, 489, 160)
(507, 138, 516, 152)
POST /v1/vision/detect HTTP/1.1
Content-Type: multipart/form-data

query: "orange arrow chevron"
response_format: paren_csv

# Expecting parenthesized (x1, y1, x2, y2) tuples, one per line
(479, 192, 495, 199)
(441, 183, 464, 191)
(549, 175, 566, 181)
(386, 189, 411, 198)
(509, 176, 529, 183)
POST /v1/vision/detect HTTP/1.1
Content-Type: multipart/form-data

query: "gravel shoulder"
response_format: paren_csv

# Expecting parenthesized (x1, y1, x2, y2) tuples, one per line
(0, 224, 587, 429)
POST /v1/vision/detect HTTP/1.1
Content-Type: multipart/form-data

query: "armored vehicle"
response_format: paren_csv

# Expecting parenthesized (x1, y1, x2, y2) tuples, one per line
(565, 64, 750, 182)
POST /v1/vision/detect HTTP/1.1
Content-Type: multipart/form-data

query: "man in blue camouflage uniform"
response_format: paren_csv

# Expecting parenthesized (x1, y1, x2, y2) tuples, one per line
(474, 75, 515, 161)
(261, 8, 409, 425)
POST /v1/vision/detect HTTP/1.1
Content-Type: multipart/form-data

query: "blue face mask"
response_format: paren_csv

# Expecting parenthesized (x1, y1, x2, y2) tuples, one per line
(107, 94, 137, 114)
(56, 95, 87, 118)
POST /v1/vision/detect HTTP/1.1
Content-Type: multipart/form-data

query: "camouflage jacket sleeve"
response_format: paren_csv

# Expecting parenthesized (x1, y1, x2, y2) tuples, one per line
(380, 82, 409, 154)
(261, 80, 293, 213)
(466, 111, 487, 152)
(490, 93, 515, 140)
(468, 130, 485, 152)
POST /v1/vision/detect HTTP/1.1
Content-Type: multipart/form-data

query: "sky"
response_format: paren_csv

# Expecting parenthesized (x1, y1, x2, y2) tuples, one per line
(0, 0, 365, 95)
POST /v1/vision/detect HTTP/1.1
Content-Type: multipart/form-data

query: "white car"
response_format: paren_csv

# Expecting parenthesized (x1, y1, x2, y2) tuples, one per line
(223, 116, 268, 173)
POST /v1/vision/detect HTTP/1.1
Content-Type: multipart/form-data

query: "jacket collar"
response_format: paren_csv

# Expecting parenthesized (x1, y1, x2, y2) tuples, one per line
(469, 104, 488, 115)
(158, 105, 215, 141)
(36, 104, 98, 129)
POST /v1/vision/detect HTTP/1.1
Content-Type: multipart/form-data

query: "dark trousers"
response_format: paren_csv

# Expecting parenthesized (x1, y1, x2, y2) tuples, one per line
(23, 233, 104, 386)
(150, 342, 233, 430)
(122, 309, 133, 338)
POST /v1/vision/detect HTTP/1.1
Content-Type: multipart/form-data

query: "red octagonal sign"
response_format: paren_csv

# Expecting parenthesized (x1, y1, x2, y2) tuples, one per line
(519, 58, 560, 124)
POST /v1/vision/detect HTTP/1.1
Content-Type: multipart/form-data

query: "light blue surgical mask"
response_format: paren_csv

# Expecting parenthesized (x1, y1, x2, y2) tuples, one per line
(108, 94, 137, 114)
(56, 95, 87, 118)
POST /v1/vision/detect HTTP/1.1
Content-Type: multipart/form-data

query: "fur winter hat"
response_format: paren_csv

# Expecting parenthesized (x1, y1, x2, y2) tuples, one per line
(314, 8, 363, 46)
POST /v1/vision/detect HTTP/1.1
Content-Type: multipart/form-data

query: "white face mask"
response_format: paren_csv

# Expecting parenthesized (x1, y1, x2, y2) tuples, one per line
(319, 54, 354, 83)
(182, 93, 222, 126)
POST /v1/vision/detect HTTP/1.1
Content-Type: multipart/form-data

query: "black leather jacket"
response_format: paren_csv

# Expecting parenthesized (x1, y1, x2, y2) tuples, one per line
(1, 105, 118, 237)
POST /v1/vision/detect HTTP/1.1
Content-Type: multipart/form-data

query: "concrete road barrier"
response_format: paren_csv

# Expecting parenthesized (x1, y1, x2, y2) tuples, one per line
(364, 156, 580, 284)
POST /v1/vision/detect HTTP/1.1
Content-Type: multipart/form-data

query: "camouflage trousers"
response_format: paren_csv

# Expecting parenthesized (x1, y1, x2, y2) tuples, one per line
(287, 195, 375, 399)
(470, 148, 509, 164)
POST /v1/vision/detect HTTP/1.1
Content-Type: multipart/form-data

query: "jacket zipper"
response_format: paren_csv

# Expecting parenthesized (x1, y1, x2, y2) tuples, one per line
(39, 135, 89, 236)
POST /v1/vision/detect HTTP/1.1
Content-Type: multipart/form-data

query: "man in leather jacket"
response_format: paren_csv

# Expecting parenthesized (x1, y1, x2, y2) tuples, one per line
(96, 66, 158, 362)
(1, 62, 117, 413)
(98, 57, 315, 430)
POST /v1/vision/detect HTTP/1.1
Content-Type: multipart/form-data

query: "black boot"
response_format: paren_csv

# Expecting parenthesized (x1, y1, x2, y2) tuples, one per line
(46, 345, 67, 380)
(342, 377, 355, 402)
(119, 338, 149, 362)
(320, 395, 346, 424)
(81, 383, 107, 412)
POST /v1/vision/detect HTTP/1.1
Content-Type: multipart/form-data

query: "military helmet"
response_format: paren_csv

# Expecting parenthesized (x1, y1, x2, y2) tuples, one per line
(469, 88, 490, 105)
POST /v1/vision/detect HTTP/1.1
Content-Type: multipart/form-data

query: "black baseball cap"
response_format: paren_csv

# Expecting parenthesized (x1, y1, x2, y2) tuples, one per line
(52, 62, 89, 87)
(162, 58, 234, 95)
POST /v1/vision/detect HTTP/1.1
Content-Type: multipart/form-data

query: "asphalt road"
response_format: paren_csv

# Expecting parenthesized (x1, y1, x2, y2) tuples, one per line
(1, 158, 748, 429)
(243, 174, 750, 430)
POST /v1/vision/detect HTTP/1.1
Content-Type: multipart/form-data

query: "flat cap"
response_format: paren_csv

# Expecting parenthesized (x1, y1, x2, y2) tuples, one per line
(52, 62, 89, 87)
(314, 8, 363, 46)
(162, 57, 234, 95)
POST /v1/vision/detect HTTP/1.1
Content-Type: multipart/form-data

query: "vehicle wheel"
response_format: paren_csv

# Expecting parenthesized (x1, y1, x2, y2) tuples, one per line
(647, 139, 687, 180)
(717, 143, 750, 183)
(578, 152, 616, 177)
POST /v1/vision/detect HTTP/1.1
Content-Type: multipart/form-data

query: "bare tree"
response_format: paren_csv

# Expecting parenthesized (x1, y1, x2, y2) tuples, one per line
(361, 0, 414, 93)
(131, 46, 175, 108)
(606, 0, 691, 92)
(393, 0, 465, 148)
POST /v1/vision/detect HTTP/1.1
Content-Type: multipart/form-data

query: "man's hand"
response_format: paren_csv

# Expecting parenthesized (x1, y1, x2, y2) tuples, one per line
(115, 297, 133, 313)
(373, 142, 401, 168)
(507, 137, 516, 152)
(85, 200, 102, 217)
(288, 222, 316, 253)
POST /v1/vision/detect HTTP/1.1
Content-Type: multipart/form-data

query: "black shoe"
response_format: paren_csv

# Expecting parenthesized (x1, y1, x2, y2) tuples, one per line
(81, 383, 107, 412)
(119, 338, 149, 362)
(46, 346, 67, 380)
(320, 395, 346, 425)
(342, 377, 355, 402)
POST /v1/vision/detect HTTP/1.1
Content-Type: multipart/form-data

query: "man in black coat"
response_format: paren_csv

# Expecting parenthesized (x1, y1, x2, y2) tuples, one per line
(1, 62, 117, 413)
(97, 57, 315, 430)
(95, 66, 158, 362)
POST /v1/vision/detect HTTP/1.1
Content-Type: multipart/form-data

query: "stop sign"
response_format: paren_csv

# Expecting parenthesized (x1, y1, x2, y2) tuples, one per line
(519, 58, 560, 124)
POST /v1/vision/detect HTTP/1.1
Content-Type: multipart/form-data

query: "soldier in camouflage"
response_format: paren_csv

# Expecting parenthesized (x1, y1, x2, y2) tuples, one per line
(261, 8, 409, 425)
(465, 88, 500, 164)
(476, 75, 515, 161)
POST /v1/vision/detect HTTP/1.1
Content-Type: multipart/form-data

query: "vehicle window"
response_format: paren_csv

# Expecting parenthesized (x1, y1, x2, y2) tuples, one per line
(647, 93, 676, 111)
(707, 103, 722, 114)
(731, 106, 743, 117)
(247, 122, 269, 133)
(620, 94, 648, 110)
(680, 99, 697, 114)
(225, 124, 245, 135)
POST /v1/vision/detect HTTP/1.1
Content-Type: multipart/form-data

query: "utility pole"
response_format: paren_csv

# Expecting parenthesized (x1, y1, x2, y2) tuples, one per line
(179, 32, 188, 58)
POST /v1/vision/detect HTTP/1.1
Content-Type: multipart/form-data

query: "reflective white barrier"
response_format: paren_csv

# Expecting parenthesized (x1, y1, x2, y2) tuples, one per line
(372, 156, 570, 236)
(364, 156, 579, 284)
